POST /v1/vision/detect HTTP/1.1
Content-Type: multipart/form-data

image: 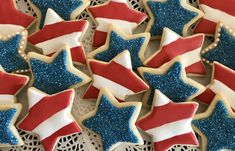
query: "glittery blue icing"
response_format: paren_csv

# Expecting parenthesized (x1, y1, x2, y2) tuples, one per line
(30, 50, 83, 94)
(192, 100, 235, 151)
(31, 0, 83, 28)
(143, 62, 198, 105)
(94, 31, 146, 70)
(147, 0, 198, 37)
(0, 108, 18, 145)
(202, 27, 235, 70)
(0, 34, 28, 73)
(83, 95, 140, 151)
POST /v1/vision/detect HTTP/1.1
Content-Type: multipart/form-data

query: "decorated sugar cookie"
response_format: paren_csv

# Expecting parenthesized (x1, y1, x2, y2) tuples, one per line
(144, 28, 206, 76)
(0, 103, 23, 147)
(0, 30, 28, 73)
(194, 0, 235, 35)
(83, 50, 149, 101)
(202, 23, 235, 70)
(87, 0, 147, 47)
(28, 0, 90, 29)
(0, 0, 35, 33)
(28, 9, 89, 65)
(80, 89, 143, 151)
(28, 45, 91, 94)
(197, 62, 235, 109)
(0, 67, 29, 104)
(192, 95, 235, 151)
(88, 25, 150, 70)
(136, 90, 198, 151)
(144, 0, 204, 38)
(138, 57, 205, 105)
(18, 88, 81, 151)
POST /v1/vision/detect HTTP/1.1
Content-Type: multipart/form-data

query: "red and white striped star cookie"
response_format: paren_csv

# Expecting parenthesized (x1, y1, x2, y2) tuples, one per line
(0, 66, 29, 104)
(28, 8, 88, 65)
(196, 62, 235, 109)
(83, 50, 149, 101)
(87, 0, 147, 47)
(18, 87, 81, 151)
(136, 90, 198, 151)
(194, 0, 235, 35)
(145, 28, 206, 76)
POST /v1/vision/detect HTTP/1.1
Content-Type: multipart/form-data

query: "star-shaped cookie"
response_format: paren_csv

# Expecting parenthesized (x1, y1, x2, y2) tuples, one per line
(28, 45, 91, 94)
(144, 0, 204, 38)
(136, 90, 198, 151)
(0, 66, 29, 104)
(80, 88, 143, 151)
(0, 103, 23, 147)
(202, 23, 235, 70)
(28, 0, 90, 29)
(138, 57, 205, 105)
(87, 0, 147, 47)
(192, 95, 235, 151)
(194, 0, 235, 35)
(18, 87, 81, 151)
(0, 30, 28, 73)
(28, 8, 88, 65)
(144, 28, 206, 76)
(88, 25, 150, 70)
(83, 50, 149, 101)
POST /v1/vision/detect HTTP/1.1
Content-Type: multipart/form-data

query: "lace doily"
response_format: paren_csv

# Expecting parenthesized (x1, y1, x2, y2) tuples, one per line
(4, 0, 202, 150)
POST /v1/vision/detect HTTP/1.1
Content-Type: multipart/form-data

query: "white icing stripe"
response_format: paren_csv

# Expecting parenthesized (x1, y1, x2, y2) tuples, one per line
(95, 18, 138, 34)
(0, 24, 24, 35)
(153, 90, 170, 107)
(28, 88, 46, 109)
(32, 108, 73, 140)
(201, 4, 235, 30)
(179, 47, 201, 67)
(113, 50, 132, 69)
(0, 94, 14, 101)
(111, 0, 127, 3)
(35, 32, 82, 55)
(146, 119, 193, 142)
(162, 29, 179, 46)
(93, 74, 134, 100)
(210, 80, 235, 109)
(44, 8, 63, 26)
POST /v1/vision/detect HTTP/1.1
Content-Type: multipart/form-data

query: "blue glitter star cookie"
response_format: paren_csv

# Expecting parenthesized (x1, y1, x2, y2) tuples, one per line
(192, 95, 235, 151)
(0, 103, 23, 147)
(0, 30, 28, 73)
(144, 0, 204, 38)
(202, 23, 235, 70)
(138, 57, 205, 105)
(79, 88, 143, 151)
(88, 25, 150, 70)
(28, 45, 91, 94)
(29, 0, 90, 29)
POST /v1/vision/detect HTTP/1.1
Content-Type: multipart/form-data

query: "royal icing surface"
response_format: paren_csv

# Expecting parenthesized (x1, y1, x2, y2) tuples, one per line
(202, 23, 235, 70)
(144, 0, 203, 38)
(83, 51, 149, 101)
(145, 28, 206, 75)
(88, 26, 150, 70)
(194, 0, 235, 35)
(136, 90, 198, 151)
(139, 58, 205, 105)
(88, 0, 147, 47)
(81, 89, 142, 151)
(28, 9, 88, 65)
(28, 48, 91, 94)
(18, 88, 81, 151)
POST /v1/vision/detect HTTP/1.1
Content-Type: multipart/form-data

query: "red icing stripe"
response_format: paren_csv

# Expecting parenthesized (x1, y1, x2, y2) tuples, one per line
(41, 122, 80, 151)
(194, 19, 217, 34)
(18, 90, 73, 131)
(89, 61, 148, 93)
(136, 102, 197, 130)
(195, 88, 216, 104)
(93, 30, 108, 47)
(28, 20, 87, 44)
(70, 46, 86, 64)
(88, 2, 146, 23)
(153, 132, 198, 151)
(83, 85, 100, 99)
(185, 61, 206, 75)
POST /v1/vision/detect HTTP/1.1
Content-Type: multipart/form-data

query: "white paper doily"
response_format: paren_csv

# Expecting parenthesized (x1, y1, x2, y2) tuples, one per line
(4, 0, 203, 150)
